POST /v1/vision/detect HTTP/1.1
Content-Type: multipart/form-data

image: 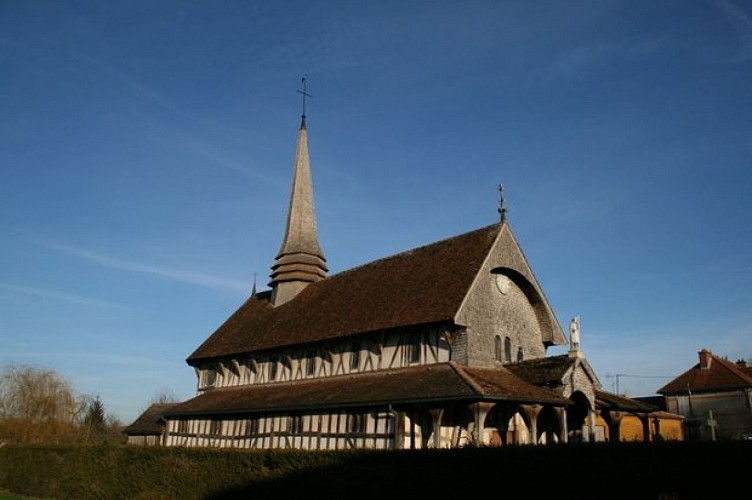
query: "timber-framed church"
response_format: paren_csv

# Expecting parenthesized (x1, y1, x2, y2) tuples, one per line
(124, 99, 663, 449)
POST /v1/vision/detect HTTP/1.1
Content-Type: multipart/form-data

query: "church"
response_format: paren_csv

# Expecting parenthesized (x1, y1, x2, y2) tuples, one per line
(125, 93, 663, 449)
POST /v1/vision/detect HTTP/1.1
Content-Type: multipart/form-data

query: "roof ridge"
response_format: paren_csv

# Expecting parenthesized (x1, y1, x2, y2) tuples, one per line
(448, 361, 487, 396)
(326, 222, 500, 280)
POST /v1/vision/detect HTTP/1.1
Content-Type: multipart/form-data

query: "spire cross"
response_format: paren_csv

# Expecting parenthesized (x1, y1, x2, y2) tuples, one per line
(297, 75, 312, 120)
(497, 184, 507, 221)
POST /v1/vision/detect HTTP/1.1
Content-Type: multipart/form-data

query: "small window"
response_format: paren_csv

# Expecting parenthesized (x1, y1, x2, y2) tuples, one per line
(350, 342, 361, 370)
(269, 357, 278, 381)
(409, 336, 421, 363)
(177, 419, 189, 434)
(494, 335, 502, 361)
(209, 419, 221, 436)
(205, 369, 217, 387)
(245, 418, 259, 437)
(348, 413, 364, 433)
(290, 415, 302, 434)
(305, 350, 317, 376)
(504, 337, 512, 363)
(517, 347, 524, 362)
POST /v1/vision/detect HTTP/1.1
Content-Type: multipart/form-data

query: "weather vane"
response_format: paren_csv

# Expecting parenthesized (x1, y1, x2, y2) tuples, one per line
(497, 184, 507, 222)
(297, 75, 312, 122)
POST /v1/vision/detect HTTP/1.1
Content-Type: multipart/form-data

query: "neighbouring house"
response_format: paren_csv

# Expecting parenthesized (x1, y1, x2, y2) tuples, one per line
(125, 102, 666, 450)
(657, 349, 752, 441)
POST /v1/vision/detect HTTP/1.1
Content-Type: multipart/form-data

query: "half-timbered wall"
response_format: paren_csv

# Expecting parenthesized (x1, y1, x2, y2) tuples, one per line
(195, 326, 453, 393)
(126, 435, 162, 446)
(165, 408, 395, 450)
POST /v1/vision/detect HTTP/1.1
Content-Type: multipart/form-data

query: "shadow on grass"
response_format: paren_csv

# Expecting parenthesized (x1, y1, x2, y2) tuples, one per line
(206, 441, 746, 499)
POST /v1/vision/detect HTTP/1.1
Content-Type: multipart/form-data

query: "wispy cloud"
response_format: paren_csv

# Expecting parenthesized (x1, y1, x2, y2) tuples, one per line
(1, 349, 157, 367)
(0, 282, 128, 309)
(712, 0, 752, 62)
(1, 225, 249, 294)
(549, 37, 666, 79)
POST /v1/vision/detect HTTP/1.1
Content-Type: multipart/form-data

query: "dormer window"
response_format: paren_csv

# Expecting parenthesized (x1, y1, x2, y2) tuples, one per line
(268, 356, 279, 381)
(305, 349, 317, 376)
(348, 412, 365, 433)
(350, 342, 361, 370)
(205, 368, 217, 388)
(409, 336, 421, 364)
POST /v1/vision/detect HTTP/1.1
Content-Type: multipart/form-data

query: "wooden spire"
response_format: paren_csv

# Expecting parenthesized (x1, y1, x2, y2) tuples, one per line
(269, 79, 327, 306)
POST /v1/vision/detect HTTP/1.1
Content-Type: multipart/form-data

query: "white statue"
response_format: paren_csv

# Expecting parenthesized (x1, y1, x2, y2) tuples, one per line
(569, 315, 580, 350)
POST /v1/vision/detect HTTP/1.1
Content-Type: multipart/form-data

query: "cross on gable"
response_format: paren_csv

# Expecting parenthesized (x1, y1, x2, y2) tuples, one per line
(706, 410, 718, 441)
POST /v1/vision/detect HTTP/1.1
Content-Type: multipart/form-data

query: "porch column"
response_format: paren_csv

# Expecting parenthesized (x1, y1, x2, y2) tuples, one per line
(391, 410, 406, 450)
(429, 408, 445, 449)
(520, 404, 543, 445)
(639, 414, 650, 441)
(607, 410, 623, 443)
(470, 402, 495, 446)
(554, 406, 568, 444)
(588, 408, 597, 442)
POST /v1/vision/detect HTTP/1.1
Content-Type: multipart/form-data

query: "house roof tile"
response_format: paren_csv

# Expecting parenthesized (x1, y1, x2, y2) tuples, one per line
(657, 350, 752, 395)
(123, 403, 177, 435)
(504, 355, 574, 386)
(164, 361, 569, 417)
(596, 390, 657, 413)
(187, 223, 501, 363)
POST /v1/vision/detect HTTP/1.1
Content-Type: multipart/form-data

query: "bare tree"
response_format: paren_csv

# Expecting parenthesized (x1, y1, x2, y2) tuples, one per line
(0, 364, 86, 444)
(150, 388, 179, 405)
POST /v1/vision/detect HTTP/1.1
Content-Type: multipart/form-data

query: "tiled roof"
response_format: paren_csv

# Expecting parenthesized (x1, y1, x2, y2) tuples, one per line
(657, 351, 752, 395)
(164, 362, 569, 417)
(187, 223, 502, 363)
(649, 410, 684, 420)
(122, 403, 177, 435)
(504, 354, 575, 386)
(506, 356, 659, 413)
(596, 390, 657, 413)
(633, 395, 666, 411)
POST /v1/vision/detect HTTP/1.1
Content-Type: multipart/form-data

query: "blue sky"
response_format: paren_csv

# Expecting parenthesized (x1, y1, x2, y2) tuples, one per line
(1, 0, 751, 423)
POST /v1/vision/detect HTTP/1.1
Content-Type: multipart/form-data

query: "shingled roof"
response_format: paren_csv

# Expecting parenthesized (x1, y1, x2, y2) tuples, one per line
(504, 354, 575, 388)
(165, 361, 568, 417)
(657, 349, 752, 395)
(595, 390, 657, 414)
(187, 223, 502, 363)
(123, 403, 176, 435)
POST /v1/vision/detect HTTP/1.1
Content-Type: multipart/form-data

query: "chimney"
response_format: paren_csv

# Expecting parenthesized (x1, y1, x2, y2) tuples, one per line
(736, 359, 748, 368)
(698, 349, 712, 370)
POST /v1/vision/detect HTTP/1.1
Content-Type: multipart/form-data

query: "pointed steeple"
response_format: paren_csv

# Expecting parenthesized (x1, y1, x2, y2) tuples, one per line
(269, 89, 327, 306)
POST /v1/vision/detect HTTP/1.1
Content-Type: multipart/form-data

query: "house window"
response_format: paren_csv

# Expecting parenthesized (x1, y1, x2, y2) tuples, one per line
(205, 368, 217, 388)
(290, 415, 302, 434)
(269, 357, 278, 381)
(306, 350, 317, 376)
(177, 419, 189, 434)
(409, 336, 421, 363)
(504, 337, 512, 363)
(494, 335, 502, 361)
(245, 418, 259, 437)
(348, 412, 365, 433)
(350, 342, 361, 370)
(209, 419, 221, 436)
